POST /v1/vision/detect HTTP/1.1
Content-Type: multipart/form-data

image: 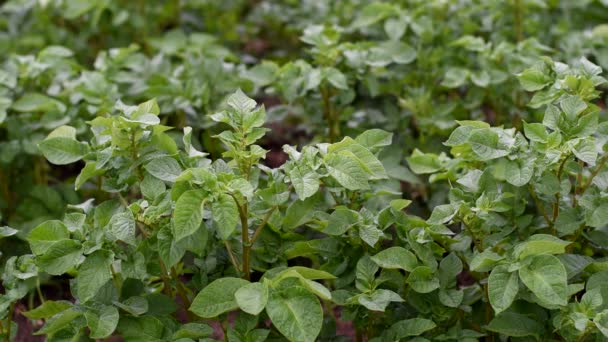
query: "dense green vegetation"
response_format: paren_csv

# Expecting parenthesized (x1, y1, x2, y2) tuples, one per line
(2, 1, 608, 341)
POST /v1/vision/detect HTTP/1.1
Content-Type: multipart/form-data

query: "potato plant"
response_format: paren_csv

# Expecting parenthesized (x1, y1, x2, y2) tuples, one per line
(2, 0, 608, 341)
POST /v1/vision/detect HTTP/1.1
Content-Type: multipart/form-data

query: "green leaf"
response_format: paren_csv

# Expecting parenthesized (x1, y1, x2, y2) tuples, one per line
(442, 68, 469, 88)
(427, 204, 458, 225)
(173, 190, 205, 241)
(355, 129, 393, 149)
(352, 2, 398, 28)
(145, 157, 182, 182)
(0, 97, 9, 123)
(227, 89, 257, 114)
(35, 308, 82, 336)
(325, 152, 370, 190)
(117, 316, 165, 341)
(283, 196, 318, 230)
(86, 305, 119, 339)
(451, 35, 486, 52)
(505, 158, 534, 187)
(190, 277, 249, 318)
(75, 162, 102, 190)
(439, 253, 463, 287)
(288, 165, 320, 200)
(359, 224, 384, 247)
(468, 129, 508, 161)
(140, 174, 167, 200)
(329, 138, 386, 179)
(323, 67, 348, 90)
(371, 247, 418, 272)
(12, 93, 65, 113)
(36, 239, 82, 275)
(470, 250, 504, 272)
(212, 193, 239, 240)
(172, 323, 214, 340)
(407, 149, 442, 174)
(524, 122, 548, 143)
(486, 312, 543, 338)
(276, 267, 337, 281)
(488, 265, 519, 314)
(384, 18, 407, 41)
(76, 249, 113, 303)
(322, 207, 359, 235)
(561, 95, 587, 119)
(386, 318, 437, 340)
(266, 286, 323, 342)
(570, 138, 598, 165)
(0, 226, 17, 239)
(439, 288, 464, 308)
(517, 68, 553, 91)
(299, 279, 332, 300)
(235, 282, 268, 315)
(158, 225, 187, 269)
(357, 289, 403, 312)
(588, 202, 608, 228)
(109, 210, 136, 246)
(407, 266, 440, 293)
(513, 234, 571, 260)
(23, 301, 73, 319)
(27, 220, 70, 255)
(113, 296, 149, 316)
(594, 310, 608, 337)
(39, 127, 88, 165)
(518, 254, 568, 307)
(63, 0, 97, 19)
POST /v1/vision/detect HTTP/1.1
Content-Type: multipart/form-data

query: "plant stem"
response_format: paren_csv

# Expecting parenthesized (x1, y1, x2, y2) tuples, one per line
(238, 201, 251, 280)
(224, 240, 241, 273)
(574, 160, 584, 208)
(527, 184, 554, 231)
(171, 267, 195, 321)
(6, 303, 14, 341)
(553, 154, 571, 223)
(321, 86, 340, 142)
(250, 206, 277, 245)
(158, 260, 174, 297)
(580, 154, 608, 195)
(131, 130, 143, 181)
(484, 282, 495, 342)
(569, 222, 587, 244)
(110, 263, 122, 294)
(36, 277, 45, 304)
(514, 0, 524, 42)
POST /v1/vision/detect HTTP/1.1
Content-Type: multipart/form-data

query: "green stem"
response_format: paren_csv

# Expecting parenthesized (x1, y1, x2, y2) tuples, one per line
(171, 267, 195, 321)
(514, 0, 524, 42)
(250, 207, 277, 245)
(110, 264, 122, 294)
(574, 160, 584, 208)
(158, 260, 175, 297)
(224, 240, 241, 273)
(527, 184, 554, 232)
(131, 130, 143, 181)
(484, 282, 495, 342)
(321, 86, 340, 142)
(36, 277, 45, 304)
(553, 154, 571, 223)
(6, 303, 14, 341)
(238, 201, 251, 280)
(580, 154, 608, 195)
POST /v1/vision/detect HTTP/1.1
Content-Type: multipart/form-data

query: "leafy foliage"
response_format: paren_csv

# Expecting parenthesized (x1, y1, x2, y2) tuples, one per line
(3, 0, 608, 341)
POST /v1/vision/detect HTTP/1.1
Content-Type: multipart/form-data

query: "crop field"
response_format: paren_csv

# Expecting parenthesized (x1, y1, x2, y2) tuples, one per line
(2, 1, 608, 341)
